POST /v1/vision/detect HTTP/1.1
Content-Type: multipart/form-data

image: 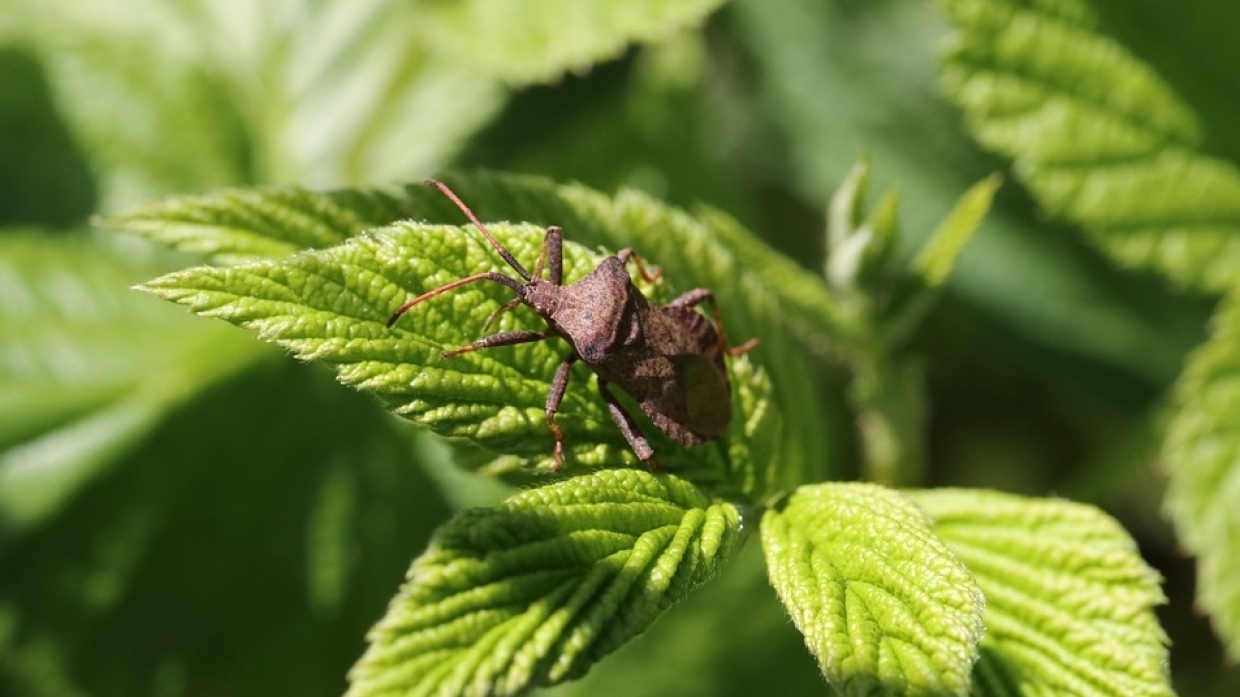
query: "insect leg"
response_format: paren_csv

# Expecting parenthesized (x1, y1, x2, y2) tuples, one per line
(616, 248, 662, 284)
(538, 226, 564, 285)
(667, 289, 758, 356)
(545, 354, 577, 470)
(481, 297, 523, 330)
(443, 329, 550, 358)
(596, 377, 658, 470)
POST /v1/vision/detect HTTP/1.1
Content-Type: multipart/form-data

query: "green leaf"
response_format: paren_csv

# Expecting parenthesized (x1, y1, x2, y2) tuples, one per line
(761, 482, 984, 696)
(0, 230, 258, 534)
(939, 0, 1240, 292)
(909, 488, 1172, 697)
(410, 0, 730, 85)
(346, 469, 741, 697)
(117, 172, 827, 496)
(878, 171, 1002, 347)
(403, 175, 836, 492)
(1164, 291, 1240, 658)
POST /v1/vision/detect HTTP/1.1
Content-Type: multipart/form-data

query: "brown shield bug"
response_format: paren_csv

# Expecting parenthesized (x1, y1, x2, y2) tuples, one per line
(387, 180, 757, 470)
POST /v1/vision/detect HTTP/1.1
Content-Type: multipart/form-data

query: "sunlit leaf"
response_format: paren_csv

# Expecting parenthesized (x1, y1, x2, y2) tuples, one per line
(115, 172, 828, 496)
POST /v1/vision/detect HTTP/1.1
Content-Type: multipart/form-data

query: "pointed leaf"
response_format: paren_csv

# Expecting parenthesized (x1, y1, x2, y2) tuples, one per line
(1164, 292, 1240, 658)
(419, 174, 833, 492)
(910, 488, 1172, 697)
(761, 482, 985, 696)
(825, 159, 899, 295)
(939, 0, 1240, 292)
(347, 469, 741, 697)
(116, 172, 823, 496)
(914, 173, 1002, 289)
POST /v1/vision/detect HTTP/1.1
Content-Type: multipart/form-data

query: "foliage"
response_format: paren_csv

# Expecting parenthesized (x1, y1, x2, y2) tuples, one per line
(3, 0, 1238, 695)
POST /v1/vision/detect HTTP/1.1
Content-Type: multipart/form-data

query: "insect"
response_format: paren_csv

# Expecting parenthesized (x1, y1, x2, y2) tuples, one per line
(387, 180, 757, 470)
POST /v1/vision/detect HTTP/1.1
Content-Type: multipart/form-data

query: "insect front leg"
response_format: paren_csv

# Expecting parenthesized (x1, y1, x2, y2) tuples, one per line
(667, 288, 758, 356)
(443, 329, 550, 358)
(596, 377, 658, 470)
(544, 354, 577, 470)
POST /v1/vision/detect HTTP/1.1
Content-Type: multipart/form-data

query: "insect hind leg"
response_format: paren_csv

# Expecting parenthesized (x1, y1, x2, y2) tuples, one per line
(667, 288, 758, 356)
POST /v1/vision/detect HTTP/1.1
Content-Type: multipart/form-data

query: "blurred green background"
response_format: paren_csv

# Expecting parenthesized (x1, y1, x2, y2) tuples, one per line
(1, 0, 1237, 694)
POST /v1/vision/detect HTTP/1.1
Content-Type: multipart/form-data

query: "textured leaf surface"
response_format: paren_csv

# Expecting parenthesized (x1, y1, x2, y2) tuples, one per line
(120, 172, 825, 496)
(411, 0, 728, 84)
(761, 482, 984, 696)
(1164, 293, 1240, 658)
(347, 469, 740, 697)
(910, 488, 1171, 697)
(939, 0, 1240, 292)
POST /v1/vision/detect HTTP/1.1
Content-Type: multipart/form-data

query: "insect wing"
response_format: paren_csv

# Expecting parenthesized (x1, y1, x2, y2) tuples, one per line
(628, 305, 732, 444)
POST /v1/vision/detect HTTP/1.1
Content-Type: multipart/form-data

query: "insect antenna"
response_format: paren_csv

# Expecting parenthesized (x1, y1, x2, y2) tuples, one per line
(426, 179, 532, 282)
(386, 271, 525, 327)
